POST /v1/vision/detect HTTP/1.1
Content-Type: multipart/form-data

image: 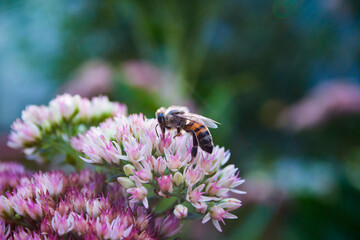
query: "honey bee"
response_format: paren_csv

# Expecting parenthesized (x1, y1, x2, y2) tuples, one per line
(155, 106, 219, 159)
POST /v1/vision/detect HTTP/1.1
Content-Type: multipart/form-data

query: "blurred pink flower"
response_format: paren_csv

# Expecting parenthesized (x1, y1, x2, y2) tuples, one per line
(122, 61, 171, 92)
(61, 60, 113, 97)
(121, 60, 198, 109)
(51, 211, 74, 236)
(278, 81, 360, 131)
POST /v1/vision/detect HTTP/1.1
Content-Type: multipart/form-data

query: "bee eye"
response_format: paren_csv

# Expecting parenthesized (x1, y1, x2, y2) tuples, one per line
(158, 113, 164, 124)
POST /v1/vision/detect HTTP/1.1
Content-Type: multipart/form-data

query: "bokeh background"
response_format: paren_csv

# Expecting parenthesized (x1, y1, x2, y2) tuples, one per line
(1, 0, 360, 239)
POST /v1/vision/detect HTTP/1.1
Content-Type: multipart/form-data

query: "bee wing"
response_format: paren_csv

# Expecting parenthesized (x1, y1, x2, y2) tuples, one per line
(177, 113, 220, 129)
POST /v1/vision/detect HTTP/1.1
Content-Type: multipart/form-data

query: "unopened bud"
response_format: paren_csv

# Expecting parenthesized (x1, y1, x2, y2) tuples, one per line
(173, 204, 188, 219)
(123, 164, 135, 176)
(219, 198, 242, 211)
(173, 172, 184, 187)
(117, 177, 135, 188)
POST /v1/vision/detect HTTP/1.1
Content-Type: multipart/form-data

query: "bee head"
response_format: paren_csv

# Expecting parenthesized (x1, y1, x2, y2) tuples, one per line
(157, 113, 164, 124)
(156, 108, 166, 124)
(155, 107, 166, 137)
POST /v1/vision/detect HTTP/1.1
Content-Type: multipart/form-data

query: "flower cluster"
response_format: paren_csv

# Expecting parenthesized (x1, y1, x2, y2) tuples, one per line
(72, 114, 245, 232)
(0, 162, 182, 239)
(8, 94, 126, 165)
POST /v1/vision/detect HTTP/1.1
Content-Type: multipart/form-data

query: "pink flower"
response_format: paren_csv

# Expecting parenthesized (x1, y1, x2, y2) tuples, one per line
(133, 160, 153, 183)
(206, 181, 229, 197)
(198, 152, 219, 174)
(0, 196, 12, 218)
(155, 132, 172, 153)
(186, 184, 215, 204)
(123, 137, 143, 162)
(64, 189, 87, 213)
(155, 215, 182, 238)
(202, 205, 238, 232)
(61, 60, 113, 98)
(127, 177, 148, 208)
(164, 149, 188, 171)
(69, 212, 90, 236)
(50, 94, 81, 121)
(51, 211, 74, 236)
(217, 165, 246, 194)
(107, 216, 133, 239)
(8, 194, 27, 217)
(0, 219, 10, 239)
(25, 199, 42, 220)
(149, 156, 167, 175)
(86, 197, 110, 217)
(184, 165, 204, 185)
(0, 162, 25, 175)
(155, 174, 173, 195)
(95, 215, 111, 239)
(193, 201, 207, 214)
(34, 171, 65, 197)
(278, 81, 360, 131)
(8, 120, 41, 149)
(22, 105, 51, 126)
(12, 227, 42, 240)
(40, 218, 52, 235)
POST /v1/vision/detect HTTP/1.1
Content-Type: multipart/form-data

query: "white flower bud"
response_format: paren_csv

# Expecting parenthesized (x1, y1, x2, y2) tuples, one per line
(173, 204, 188, 219)
(173, 172, 184, 187)
(117, 177, 135, 188)
(123, 164, 135, 176)
(218, 198, 242, 211)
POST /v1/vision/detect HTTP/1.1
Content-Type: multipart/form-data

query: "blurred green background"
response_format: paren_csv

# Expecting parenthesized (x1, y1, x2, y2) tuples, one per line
(1, 0, 360, 239)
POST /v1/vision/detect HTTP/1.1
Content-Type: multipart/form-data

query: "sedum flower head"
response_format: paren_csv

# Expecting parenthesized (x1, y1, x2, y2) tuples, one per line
(8, 94, 126, 164)
(74, 113, 245, 232)
(0, 164, 182, 239)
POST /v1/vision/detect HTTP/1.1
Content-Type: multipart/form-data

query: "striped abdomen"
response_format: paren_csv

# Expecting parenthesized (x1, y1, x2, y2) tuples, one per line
(184, 121, 213, 154)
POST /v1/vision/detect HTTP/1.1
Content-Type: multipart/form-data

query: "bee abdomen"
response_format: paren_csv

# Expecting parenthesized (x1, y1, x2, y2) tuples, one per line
(197, 130, 213, 154)
(184, 122, 214, 154)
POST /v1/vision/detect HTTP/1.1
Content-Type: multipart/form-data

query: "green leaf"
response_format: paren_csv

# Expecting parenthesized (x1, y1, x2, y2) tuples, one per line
(155, 197, 177, 213)
(106, 174, 123, 183)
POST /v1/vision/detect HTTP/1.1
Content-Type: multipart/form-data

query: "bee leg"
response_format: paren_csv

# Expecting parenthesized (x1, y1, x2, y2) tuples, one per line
(189, 131, 198, 163)
(161, 125, 166, 138)
(155, 124, 159, 138)
(173, 119, 183, 139)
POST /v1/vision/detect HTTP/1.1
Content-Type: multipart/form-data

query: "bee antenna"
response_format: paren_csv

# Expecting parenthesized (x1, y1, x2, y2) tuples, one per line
(155, 124, 159, 138)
